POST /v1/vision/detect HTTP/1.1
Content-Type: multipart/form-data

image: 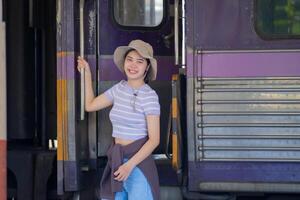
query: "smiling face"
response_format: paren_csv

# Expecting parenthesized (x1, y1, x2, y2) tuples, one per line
(124, 50, 149, 82)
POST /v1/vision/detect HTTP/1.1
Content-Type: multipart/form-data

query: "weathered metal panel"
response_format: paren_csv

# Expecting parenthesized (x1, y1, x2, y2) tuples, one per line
(199, 182, 300, 193)
(189, 161, 300, 192)
(187, 80, 196, 161)
(186, 0, 300, 193)
(203, 127, 300, 136)
(204, 150, 300, 160)
(203, 91, 300, 101)
(195, 77, 300, 162)
(190, 0, 300, 50)
(202, 115, 300, 124)
(197, 51, 300, 77)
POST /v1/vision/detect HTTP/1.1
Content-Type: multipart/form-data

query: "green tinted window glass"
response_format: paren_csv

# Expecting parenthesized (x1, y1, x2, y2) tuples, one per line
(256, 0, 300, 38)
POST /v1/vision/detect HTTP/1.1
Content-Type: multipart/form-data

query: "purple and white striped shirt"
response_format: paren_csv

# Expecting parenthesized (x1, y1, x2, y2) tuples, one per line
(104, 80, 160, 140)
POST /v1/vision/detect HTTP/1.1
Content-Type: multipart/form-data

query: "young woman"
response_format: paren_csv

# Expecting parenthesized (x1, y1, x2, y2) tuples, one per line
(77, 39, 160, 200)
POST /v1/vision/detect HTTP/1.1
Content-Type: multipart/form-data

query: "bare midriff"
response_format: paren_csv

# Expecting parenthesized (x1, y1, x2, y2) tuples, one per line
(114, 137, 136, 146)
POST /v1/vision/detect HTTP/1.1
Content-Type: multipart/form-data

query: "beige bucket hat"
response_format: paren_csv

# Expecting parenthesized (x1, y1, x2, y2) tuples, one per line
(113, 39, 157, 81)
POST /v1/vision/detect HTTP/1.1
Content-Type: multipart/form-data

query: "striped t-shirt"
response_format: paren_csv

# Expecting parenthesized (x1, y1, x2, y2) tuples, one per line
(104, 80, 160, 140)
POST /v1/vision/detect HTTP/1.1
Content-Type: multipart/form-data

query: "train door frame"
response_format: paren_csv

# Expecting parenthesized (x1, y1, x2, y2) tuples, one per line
(0, 0, 7, 199)
(57, 0, 99, 198)
(57, 0, 188, 198)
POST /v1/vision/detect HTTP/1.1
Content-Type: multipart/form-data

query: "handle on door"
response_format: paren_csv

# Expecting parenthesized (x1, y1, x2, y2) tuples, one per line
(181, 0, 186, 67)
(174, 0, 179, 65)
(174, 0, 186, 68)
(80, 0, 85, 120)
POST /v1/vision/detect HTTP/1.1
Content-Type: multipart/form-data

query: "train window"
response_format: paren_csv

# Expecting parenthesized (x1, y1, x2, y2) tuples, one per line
(113, 0, 164, 27)
(256, 0, 300, 38)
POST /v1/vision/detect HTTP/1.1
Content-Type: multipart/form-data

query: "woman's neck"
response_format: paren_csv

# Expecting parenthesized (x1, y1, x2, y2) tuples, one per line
(127, 79, 145, 89)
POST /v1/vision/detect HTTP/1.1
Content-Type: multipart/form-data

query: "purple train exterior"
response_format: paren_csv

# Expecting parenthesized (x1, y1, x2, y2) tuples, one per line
(186, 0, 300, 194)
(3, 0, 300, 199)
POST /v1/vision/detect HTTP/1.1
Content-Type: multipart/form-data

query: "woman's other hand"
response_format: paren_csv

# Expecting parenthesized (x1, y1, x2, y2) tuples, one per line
(114, 162, 135, 182)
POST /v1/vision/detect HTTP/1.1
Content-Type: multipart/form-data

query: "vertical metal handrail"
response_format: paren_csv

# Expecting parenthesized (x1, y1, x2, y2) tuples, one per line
(181, 0, 186, 68)
(174, 0, 179, 65)
(80, 0, 85, 120)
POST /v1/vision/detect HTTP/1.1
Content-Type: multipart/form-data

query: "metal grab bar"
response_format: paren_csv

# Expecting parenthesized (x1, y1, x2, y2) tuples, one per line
(80, 0, 85, 120)
(174, 0, 179, 65)
(174, 0, 186, 68)
(181, 0, 186, 67)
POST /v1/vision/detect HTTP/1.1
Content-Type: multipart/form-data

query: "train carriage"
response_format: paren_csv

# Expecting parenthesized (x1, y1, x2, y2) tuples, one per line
(186, 0, 300, 195)
(1, 0, 300, 199)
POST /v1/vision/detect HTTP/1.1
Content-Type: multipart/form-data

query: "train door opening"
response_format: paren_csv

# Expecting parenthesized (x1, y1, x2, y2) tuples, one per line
(95, 0, 186, 199)
(57, 0, 187, 198)
(5, 0, 57, 199)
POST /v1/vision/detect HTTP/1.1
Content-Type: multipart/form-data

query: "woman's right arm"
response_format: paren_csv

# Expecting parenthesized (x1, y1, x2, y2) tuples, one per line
(77, 56, 112, 112)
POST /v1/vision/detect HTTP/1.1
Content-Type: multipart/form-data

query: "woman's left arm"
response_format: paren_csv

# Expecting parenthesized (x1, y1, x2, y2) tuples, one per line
(114, 115, 160, 181)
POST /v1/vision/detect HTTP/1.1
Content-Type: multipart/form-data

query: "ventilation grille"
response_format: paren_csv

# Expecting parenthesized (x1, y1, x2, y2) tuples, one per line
(195, 77, 300, 162)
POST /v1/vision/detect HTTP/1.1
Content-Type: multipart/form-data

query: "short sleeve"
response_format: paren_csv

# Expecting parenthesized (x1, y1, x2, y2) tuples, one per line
(103, 83, 117, 102)
(143, 91, 161, 116)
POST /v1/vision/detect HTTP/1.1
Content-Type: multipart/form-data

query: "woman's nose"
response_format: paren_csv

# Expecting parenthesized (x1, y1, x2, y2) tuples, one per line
(128, 62, 138, 68)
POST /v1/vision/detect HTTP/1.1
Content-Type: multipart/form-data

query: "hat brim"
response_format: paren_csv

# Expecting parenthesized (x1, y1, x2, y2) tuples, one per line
(113, 46, 157, 81)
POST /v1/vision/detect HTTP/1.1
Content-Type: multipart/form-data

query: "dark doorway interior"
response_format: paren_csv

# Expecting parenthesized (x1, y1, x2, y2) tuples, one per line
(5, 0, 57, 199)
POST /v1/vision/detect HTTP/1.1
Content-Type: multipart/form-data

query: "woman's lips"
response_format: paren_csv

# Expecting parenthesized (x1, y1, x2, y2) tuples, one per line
(127, 69, 138, 74)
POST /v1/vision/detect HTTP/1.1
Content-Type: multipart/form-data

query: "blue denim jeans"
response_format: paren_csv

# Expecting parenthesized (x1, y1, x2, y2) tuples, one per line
(114, 159, 153, 200)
